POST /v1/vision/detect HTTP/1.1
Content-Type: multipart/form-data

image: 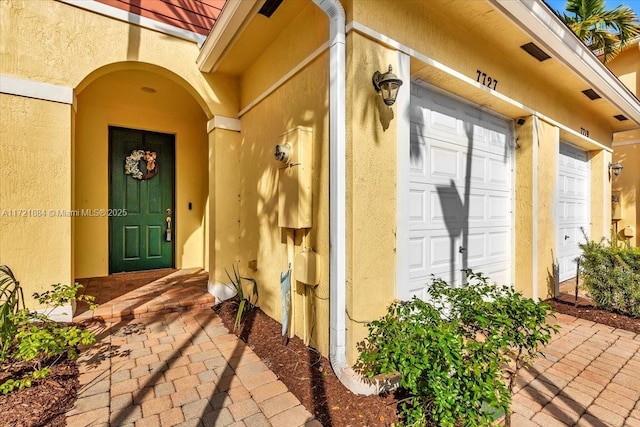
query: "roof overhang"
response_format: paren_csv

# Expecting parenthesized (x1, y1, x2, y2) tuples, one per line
(488, 0, 640, 127)
(196, 0, 265, 73)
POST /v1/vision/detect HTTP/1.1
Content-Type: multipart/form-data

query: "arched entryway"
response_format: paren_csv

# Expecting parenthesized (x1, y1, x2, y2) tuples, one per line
(73, 64, 210, 278)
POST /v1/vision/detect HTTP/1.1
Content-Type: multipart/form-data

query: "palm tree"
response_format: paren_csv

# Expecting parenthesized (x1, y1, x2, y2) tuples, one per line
(555, 0, 640, 63)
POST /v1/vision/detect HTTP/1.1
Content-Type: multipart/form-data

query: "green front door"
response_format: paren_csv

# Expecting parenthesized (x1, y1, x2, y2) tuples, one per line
(109, 127, 175, 273)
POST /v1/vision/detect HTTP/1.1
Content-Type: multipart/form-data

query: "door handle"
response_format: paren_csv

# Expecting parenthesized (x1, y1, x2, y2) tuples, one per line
(459, 246, 466, 254)
(564, 235, 570, 240)
(165, 216, 172, 242)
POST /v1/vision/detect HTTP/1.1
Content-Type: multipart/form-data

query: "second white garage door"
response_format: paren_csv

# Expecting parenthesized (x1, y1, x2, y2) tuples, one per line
(557, 142, 590, 282)
(402, 85, 514, 299)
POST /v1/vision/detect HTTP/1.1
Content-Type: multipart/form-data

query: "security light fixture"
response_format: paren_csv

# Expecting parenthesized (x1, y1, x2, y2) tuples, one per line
(609, 161, 623, 177)
(581, 89, 601, 100)
(614, 114, 628, 121)
(372, 65, 403, 107)
(520, 42, 551, 62)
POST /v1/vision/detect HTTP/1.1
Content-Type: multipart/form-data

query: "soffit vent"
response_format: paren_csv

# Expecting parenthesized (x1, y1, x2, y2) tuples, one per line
(614, 114, 629, 121)
(259, 0, 284, 17)
(582, 89, 602, 100)
(520, 42, 551, 62)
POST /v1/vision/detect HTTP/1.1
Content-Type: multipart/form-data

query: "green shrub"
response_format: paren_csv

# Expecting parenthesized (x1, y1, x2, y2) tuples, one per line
(0, 266, 97, 394)
(579, 240, 640, 317)
(356, 271, 558, 427)
(225, 264, 258, 331)
(0, 266, 25, 360)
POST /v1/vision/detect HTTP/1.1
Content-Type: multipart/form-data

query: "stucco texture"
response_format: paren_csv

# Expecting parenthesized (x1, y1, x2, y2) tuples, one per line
(345, 33, 399, 364)
(612, 143, 639, 246)
(357, 1, 614, 145)
(0, 94, 72, 307)
(224, 3, 330, 355)
(0, 0, 239, 307)
(74, 68, 209, 278)
(609, 43, 639, 247)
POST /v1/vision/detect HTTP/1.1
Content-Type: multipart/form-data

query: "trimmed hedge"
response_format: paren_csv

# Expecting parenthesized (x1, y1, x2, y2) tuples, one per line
(579, 240, 640, 318)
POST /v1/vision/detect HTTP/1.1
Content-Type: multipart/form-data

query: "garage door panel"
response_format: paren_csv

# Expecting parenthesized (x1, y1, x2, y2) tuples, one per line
(488, 158, 511, 188)
(466, 233, 486, 262)
(410, 133, 428, 178)
(467, 194, 486, 222)
(557, 142, 590, 282)
(467, 154, 488, 184)
(487, 230, 510, 259)
(404, 85, 513, 298)
(488, 195, 511, 222)
(409, 187, 428, 225)
(431, 234, 458, 269)
(409, 235, 428, 275)
(430, 144, 461, 181)
(467, 262, 511, 286)
(431, 189, 463, 226)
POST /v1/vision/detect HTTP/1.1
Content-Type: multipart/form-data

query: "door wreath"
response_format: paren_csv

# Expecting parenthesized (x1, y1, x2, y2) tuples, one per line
(125, 150, 158, 180)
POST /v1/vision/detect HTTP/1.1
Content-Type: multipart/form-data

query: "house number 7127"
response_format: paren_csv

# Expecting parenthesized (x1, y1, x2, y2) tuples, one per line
(476, 69, 498, 90)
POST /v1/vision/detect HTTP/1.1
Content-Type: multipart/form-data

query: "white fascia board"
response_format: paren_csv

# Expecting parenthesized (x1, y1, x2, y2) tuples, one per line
(0, 74, 73, 104)
(56, 0, 206, 46)
(196, 0, 263, 73)
(489, 0, 640, 125)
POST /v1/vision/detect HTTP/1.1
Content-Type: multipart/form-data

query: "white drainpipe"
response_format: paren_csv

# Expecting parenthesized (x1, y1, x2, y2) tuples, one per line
(312, 0, 379, 396)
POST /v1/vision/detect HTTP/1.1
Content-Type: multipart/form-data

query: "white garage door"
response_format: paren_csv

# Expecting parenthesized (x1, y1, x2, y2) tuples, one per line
(557, 142, 590, 282)
(402, 85, 513, 299)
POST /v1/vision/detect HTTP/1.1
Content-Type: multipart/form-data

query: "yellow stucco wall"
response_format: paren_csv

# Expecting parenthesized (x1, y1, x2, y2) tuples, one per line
(536, 119, 559, 299)
(74, 69, 209, 278)
(607, 44, 639, 96)
(589, 149, 612, 242)
(350, 0, 614, 146)
(0, 94, 72, 307)
(1, 0, 240, 306)
(612, 143, 639, 246)
(209, 128, 241, 283)
(609, 44, 639, 247)
(221, 2, 330, 354)
(235, 58, 330, 353)
(345, 33, 399, 363)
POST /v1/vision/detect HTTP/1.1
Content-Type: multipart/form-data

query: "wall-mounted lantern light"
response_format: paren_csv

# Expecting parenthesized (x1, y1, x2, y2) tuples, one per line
(372, 65, 403, 107)
(609, 161, 623, 177)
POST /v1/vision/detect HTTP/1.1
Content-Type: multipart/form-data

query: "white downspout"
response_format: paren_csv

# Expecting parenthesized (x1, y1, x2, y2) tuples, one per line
(312, 0, 379, 395)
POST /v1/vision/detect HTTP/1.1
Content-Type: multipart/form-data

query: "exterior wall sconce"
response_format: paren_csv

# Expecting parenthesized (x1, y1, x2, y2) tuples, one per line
(372, 65, 403, 106)
(609, 161, 623, 177)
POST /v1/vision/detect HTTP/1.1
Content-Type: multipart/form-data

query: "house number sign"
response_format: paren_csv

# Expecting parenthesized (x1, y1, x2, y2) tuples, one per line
(476, 69, 498, 90)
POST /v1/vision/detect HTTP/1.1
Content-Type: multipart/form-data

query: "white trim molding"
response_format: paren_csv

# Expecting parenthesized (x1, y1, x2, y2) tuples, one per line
(56, 0, 206, 46)
(488, 0, 640, 126)
(346, 21, 613, 153)
(0, 74, 73, 104)
(207, 116, 242, 133)
(197, 0, 263, 72)
(35, 305, 74, 322)
(395, 50, 411, 301)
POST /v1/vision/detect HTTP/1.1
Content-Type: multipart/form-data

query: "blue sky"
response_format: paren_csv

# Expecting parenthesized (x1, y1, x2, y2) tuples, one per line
(545, 0, 640, 16)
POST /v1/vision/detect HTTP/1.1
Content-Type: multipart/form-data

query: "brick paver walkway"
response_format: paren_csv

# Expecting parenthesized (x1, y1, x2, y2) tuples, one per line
(66, 270, 315, 427)
(512, 313, 640, 426)
(68, 271, 640, 426)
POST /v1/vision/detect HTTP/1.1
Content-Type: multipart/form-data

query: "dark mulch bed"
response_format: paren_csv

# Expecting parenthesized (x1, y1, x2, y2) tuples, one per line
(0, 357, 79, 427)
(549, 299, 640, 334)
(214, 299, 400, 426)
